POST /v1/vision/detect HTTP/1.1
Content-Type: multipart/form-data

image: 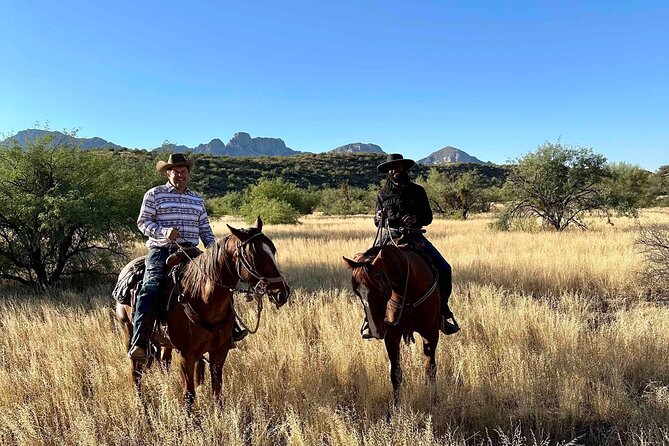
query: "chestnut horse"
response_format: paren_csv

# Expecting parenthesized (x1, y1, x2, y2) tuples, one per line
(115, 217, 290, 409)
(343, 244, 440, 405)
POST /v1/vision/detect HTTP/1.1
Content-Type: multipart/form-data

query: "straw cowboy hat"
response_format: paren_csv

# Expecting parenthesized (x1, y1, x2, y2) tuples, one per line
(377, 153, 415, 173)
(155, 153, 195, 173)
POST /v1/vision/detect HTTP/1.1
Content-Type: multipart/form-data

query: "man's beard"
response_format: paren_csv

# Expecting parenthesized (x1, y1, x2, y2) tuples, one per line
(390, 171, 410, 184)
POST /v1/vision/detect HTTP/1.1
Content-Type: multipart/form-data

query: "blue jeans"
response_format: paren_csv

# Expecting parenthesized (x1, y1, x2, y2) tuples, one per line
(130, 247, 170, 349)
(419, 235, 452, 301)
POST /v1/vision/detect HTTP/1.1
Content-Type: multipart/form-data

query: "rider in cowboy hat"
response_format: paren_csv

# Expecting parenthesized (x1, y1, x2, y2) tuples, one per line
(128, 153, 248, 361)
(360, 153, 460, 338)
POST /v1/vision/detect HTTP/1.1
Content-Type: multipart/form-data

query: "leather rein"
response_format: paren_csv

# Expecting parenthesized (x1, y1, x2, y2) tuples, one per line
(371, 257, 439, 326)
(370, 211, 439, 325)
(172, 233, 287, 335)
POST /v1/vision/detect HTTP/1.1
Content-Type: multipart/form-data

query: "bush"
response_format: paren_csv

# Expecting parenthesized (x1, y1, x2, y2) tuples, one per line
(315, 183, 376, 215)
(636, 225, 669, 299)
(0, 134, 154, 287)
(248, 178, 317, 214)
(206, 191, 245, 217)
(240, 197, 300, 225)
(499, 140, 610, 231)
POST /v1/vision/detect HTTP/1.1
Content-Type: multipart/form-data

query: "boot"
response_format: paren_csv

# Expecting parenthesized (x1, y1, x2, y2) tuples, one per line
(128, 345, 148, 362)
(440, 304, 460, 335)
(360, 318, 373, 339)
(233, 321, 249, 342)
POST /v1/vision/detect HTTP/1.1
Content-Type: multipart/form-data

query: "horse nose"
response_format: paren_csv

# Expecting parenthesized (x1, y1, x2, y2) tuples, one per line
(274, 285, 290, 307)
(282, 286, 291, 301)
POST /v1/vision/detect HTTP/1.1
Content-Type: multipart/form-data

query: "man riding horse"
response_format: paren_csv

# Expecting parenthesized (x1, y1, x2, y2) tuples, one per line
(128, 153, 248, 361)
(360, 153, 460, 338)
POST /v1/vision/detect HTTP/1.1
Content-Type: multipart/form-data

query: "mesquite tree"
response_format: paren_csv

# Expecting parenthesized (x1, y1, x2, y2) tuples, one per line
(0, 135, 153, 287)
(500, 140, 610, 231)
(637, 226, 669, 298)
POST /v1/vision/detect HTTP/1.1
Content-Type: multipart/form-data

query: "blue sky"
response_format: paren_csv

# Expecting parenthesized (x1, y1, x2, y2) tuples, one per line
(1, 0, 667, 169)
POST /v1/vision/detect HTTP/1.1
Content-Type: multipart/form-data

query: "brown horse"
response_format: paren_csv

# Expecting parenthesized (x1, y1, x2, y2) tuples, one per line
(343, 244, 441, 405)
(115, 217, 290, 409)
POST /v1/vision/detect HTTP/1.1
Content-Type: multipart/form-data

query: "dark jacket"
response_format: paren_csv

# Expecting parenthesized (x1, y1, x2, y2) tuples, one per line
(374, 181, 433, 229)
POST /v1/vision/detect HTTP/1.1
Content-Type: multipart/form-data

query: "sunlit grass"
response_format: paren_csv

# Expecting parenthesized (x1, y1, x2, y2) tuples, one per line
(0, 210, 668, 445)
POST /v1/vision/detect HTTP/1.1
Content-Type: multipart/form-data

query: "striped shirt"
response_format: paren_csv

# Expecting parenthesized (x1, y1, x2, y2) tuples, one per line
(137, 182, 216, 249)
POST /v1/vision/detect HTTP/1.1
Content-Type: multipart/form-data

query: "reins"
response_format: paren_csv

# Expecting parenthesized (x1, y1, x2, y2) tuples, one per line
(367, 212, 439, 326)
(172, 233, 287, 336)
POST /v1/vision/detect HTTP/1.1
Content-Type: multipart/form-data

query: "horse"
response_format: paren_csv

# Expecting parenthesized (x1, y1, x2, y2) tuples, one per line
(114, 217, 290, 410)
(343, 244, 441, 405)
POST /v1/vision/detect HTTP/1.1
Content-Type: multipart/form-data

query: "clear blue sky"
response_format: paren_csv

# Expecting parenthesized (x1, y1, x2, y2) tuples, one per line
(1, 0, 667, 169)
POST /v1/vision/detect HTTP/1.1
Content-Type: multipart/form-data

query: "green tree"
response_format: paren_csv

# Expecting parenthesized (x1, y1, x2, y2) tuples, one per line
(601, 162, 654, 216)
(315, 183, 375, 215)
(240, 197, 300, 224)
(247, 178, 317, 214)
(419, 169, 492, 219)
(206, 191, 245, 218)
(0, 135, 153, 287)
(499, 140, 610, 231)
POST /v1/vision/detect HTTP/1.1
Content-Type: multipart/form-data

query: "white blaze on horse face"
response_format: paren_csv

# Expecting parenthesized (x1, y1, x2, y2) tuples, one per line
(357, 283, 379, 336)
(262, 242, 281, 272)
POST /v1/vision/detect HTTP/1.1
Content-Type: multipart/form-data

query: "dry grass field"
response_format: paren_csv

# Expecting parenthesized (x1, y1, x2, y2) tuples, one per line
(0, 210, 668, 445)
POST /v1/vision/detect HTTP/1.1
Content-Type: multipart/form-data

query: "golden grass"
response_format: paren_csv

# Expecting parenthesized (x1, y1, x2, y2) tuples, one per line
(1, 210, 668, 445)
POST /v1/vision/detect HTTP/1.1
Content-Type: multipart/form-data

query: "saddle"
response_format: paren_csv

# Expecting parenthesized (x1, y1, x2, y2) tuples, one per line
(386, 228, 437, 275)
(112, 246, 203, 308)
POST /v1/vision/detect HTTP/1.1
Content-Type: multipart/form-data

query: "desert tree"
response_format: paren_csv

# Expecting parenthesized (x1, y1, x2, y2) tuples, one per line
(499, 140, 610, 231)
(419, 169, 493, 219)
(0, 134, 153, 288)
(636, 225, 669, 299)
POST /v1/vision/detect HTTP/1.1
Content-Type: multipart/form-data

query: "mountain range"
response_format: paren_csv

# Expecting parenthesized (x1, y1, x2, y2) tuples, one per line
(1, 129, 489, 165)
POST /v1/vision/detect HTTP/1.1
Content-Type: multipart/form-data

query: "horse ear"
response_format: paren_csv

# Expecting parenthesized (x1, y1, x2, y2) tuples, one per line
(370, 250, 385, 269)
(254, 216, 263, 232)
(227, 224, 249, 242)
(343, 256, 364, 270)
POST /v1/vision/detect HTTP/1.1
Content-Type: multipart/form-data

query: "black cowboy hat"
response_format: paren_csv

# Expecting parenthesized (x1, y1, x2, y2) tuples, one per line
(377, 153, 415, 173)
(156, 153, 195, 173)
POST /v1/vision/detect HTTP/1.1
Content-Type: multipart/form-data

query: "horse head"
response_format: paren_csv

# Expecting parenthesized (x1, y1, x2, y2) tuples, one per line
(343, 246, 394, 339)
(226, 216, 290, 308)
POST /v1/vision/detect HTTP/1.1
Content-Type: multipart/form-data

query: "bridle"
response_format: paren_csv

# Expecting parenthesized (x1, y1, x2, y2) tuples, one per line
(230, 232, 289, 299)
(172, 232, 288, 336)
(359, 248, 438, 326)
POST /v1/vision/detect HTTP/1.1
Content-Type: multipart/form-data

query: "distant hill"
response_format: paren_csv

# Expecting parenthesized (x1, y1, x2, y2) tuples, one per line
(419, 146, 488, 165)
(2, 129, 124, 150)
(102, 149, 509, 197)
(329, 143, 384, 154)
(156, 132, 302, 157)
(3, 130, 302, 157)
(4, 129, 492, 167)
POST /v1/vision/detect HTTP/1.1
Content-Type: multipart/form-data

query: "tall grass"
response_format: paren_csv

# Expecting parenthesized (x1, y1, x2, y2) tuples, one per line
(0, 211, 667, 445)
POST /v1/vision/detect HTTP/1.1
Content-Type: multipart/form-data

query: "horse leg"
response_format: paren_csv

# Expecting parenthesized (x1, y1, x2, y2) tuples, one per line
(384, 333, 402, 407)
(161, 347, 173, 371)
(179, 354, 198, 413)
(209, 347, 230, 409)
(195, 357, 206, 388)
(422, 332, 439, 383)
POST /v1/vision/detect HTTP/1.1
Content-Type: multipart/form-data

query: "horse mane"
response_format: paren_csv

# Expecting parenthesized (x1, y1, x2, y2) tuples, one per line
(353, 244, 430, 286)
(352, 245, 389, 288)
(181, 239, 227, 298)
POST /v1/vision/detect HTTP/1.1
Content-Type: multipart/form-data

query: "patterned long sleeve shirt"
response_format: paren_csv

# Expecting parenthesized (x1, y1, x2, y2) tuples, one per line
(137, 182, 216, 249)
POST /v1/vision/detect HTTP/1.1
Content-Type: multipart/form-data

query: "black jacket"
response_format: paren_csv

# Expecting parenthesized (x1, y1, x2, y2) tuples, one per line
(374, 181, 433, 229)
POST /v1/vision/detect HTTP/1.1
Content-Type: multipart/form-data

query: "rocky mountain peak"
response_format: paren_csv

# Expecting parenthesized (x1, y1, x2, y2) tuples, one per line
(419, 146, 487, 165)
(329, 142, 384, 154)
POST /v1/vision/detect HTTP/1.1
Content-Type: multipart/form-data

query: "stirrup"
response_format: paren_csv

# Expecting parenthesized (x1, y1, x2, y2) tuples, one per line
(440, 315, 460, 335)
(128, 345, 148, 362)
(360, 319, 373, 339)
(233, 323, 249, 342)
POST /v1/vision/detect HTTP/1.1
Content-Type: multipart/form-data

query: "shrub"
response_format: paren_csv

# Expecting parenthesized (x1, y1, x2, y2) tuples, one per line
(206, 191, 245, 217)
(0, 134, 153, 287)
(240, 197, 300, 225)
